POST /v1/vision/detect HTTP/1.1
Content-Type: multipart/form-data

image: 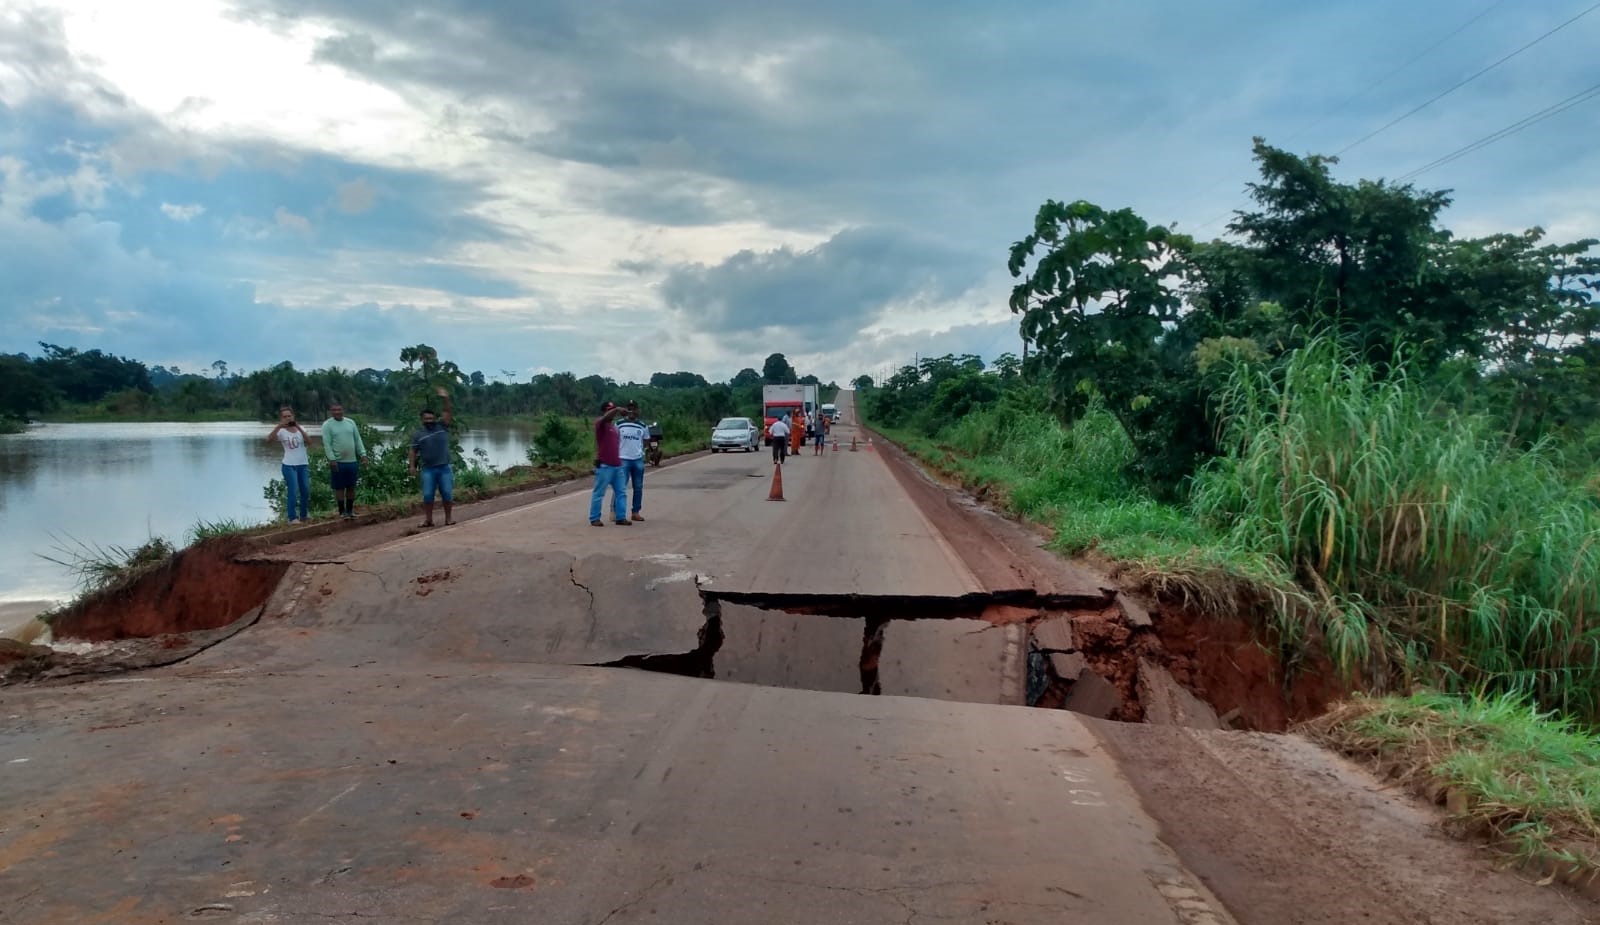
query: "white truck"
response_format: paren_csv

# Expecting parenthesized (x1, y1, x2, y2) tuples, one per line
(821, 402, 838, 423)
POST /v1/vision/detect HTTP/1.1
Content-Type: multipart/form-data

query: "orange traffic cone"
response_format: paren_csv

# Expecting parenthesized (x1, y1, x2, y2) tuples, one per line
(850, 436, 858, 452)
(867, 438, 875, 452)
(832, 439, 838, 452)
(767, 463, 785, 501)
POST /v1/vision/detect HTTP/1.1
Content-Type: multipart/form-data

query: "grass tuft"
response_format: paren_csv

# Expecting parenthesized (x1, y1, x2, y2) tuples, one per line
(39, 534, 177, 596)
(186, 517, 258, 545)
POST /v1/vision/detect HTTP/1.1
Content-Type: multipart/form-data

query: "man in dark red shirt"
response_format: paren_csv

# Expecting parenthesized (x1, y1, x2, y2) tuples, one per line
(590, 401, 630, 526)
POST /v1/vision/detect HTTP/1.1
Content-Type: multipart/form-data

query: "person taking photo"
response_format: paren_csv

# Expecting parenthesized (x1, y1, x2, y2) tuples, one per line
(267, 406, 311, 523)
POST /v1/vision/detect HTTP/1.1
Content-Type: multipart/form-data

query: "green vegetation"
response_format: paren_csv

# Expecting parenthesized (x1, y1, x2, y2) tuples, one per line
(1305, 692, 1600, 873)
(2, 341, 837, 437)
(1195, 340, 1600, 717)
(1002, 139, 1600, 495)
(529, 413, 587, 465)
(40, 535, 177, 597)
(186, 518, 258, 545)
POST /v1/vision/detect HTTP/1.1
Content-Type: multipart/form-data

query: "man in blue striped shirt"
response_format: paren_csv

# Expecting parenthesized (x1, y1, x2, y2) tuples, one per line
(617, 401, 649, 522)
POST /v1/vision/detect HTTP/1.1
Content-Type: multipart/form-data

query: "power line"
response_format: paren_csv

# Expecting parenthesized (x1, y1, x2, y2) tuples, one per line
(1185, 0, 1511, 233)
(1395, 78, 1600, 182)
(1189, 1, 1600, 234)
(1333, 0, 1600, 156)
(1284, 0, 1508, 146)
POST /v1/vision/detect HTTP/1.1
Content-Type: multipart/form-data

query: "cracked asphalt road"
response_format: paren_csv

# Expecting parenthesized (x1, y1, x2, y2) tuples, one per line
(0, 391, 1220, 923)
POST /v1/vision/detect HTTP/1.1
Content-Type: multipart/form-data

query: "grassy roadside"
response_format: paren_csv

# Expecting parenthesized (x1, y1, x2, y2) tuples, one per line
(873, 405, 1306, 619)
(865, 389, 1600, 877)
(1302, 693, 1600, 884)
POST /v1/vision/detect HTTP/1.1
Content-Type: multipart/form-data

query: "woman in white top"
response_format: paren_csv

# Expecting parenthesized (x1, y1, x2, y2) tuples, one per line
(267, 406, 312, 523)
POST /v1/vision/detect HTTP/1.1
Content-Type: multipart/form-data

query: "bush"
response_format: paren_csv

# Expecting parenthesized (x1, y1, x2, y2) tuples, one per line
(529, 413, 586, 465)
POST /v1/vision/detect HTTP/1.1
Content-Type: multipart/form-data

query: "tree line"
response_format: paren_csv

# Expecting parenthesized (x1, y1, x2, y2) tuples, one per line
(0, 341, 834, 431)
(867, 138, 1600, 492)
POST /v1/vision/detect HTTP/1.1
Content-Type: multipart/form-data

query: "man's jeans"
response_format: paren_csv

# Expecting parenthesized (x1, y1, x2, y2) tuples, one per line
(282, 464, 310, 521)
(590, 463, 627, 522)
(621, 457, 646, 514)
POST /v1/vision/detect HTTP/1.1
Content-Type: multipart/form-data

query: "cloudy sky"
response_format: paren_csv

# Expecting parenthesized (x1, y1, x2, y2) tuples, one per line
(2, 1, 1597, 384)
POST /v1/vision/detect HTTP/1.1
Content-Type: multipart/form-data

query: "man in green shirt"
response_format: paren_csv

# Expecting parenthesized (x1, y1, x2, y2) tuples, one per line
(322, 401, 369, 520)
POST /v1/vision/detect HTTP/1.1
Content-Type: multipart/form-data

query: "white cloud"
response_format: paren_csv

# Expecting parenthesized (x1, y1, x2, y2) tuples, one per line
(159, 201, 205, 221)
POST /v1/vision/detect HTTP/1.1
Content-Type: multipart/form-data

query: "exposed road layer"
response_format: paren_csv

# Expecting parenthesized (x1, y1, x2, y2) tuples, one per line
(1, 390, 1589, 923)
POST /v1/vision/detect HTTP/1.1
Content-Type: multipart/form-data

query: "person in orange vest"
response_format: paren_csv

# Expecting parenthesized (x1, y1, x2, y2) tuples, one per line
(790, 410, 804, 457)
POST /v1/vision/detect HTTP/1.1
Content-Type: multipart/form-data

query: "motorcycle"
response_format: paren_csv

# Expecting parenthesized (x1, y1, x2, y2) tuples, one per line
(645, 422, 664, 467)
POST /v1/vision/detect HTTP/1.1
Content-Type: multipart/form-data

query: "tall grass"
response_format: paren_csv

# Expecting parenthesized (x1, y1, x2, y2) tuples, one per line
(39, 535, 176, 595)
(186, 518, 257, 545)
(884, 401, 1300, 605)
(1194, 339, 1600, 718)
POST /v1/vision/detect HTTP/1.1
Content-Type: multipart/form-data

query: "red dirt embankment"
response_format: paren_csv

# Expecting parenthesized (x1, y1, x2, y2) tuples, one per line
(49, 540, 287, 642)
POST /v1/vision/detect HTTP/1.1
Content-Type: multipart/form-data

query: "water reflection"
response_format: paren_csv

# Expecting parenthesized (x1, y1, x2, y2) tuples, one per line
(0, 421, 533, 604)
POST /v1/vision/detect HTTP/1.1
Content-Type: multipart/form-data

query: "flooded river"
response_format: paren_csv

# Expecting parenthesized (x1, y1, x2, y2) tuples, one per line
(0, 420, 535, 611)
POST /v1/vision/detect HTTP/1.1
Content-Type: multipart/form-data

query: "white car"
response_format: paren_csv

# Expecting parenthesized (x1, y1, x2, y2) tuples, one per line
(710, 417, 761, 452)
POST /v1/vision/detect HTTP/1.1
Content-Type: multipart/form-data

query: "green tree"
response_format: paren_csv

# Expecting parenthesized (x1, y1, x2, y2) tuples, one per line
(1229, 138, 1466, 366)
(852, 374, 874, 389)
(0, 355, 57, 418)
(1452, 231, 1600, 443)
(730, 367, 762, 388)
(762, 353, 796, 384)
(1007, 199, 1205, 488)
(649, 371, 710, 389)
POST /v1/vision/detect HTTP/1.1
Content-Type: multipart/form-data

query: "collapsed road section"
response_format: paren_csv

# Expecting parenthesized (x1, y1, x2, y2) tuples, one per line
(592, 585, 1343, 731)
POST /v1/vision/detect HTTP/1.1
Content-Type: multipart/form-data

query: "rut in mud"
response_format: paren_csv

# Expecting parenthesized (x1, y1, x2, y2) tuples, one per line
(599, 587, 1349, 731)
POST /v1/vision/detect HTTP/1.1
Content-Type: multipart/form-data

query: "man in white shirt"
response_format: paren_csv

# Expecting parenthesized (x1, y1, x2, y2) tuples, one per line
(768, 415, 791, 465)
(617, 400, 649, 522)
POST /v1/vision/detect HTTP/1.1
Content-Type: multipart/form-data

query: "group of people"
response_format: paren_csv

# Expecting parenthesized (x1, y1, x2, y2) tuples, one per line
(590, 400, 650, 526)
(768, 409, 831, 464)
(266, 393, 824, 531)
(266, 387, 459, 528)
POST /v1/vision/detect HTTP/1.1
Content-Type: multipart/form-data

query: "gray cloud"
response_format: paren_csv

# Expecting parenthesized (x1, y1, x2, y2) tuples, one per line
(658, 225, 984, 339)
(8, 0, 1599, 384)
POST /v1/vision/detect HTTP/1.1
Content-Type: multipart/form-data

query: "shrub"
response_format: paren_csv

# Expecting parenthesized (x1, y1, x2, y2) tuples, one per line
(529, 413, 586, 465)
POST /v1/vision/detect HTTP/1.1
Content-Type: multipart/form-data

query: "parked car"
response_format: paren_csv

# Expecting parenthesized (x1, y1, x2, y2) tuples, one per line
(710, 417, 761, 452)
